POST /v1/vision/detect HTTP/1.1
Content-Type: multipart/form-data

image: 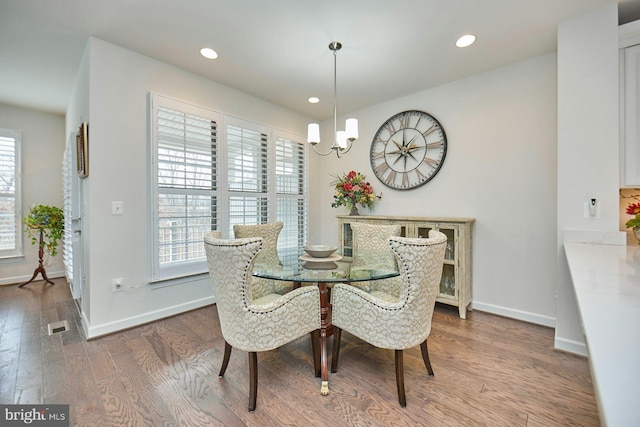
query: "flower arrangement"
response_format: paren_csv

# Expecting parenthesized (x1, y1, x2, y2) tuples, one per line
(23, 204, 64, 257)
(331, 170, 381, 213)
(625, 202, 640, 229)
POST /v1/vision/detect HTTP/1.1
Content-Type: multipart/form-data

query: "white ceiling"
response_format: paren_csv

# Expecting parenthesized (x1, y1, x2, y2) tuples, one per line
(2, 0, 640, 120)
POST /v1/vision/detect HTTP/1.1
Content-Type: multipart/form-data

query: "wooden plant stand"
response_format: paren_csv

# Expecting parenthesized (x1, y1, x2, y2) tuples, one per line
(20, 228, 55, 287)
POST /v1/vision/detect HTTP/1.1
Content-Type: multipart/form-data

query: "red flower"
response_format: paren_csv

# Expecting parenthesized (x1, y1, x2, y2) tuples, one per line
(627, 202, 640, 215)
(330, 170, 381, 211)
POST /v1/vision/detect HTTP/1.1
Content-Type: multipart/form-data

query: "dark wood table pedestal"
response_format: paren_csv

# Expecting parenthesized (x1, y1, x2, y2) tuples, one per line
(297, 281, 333, 395)
(318, 281, 332, 395)
(19, 228, 55, 288)
(260, 265, 399, 396)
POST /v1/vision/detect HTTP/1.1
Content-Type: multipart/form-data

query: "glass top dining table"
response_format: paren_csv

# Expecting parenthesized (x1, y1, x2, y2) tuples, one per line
(253, 259, 400, 283)
(253, 258, 400, 396)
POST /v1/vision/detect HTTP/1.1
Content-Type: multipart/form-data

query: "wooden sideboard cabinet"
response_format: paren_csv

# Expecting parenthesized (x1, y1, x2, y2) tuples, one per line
(337, 215, 475, 319)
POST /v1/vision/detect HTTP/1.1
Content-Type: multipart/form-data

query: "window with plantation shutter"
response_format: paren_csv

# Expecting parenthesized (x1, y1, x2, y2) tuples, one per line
(62, 139, 73, 280)
(0, 128, 22, 258)
(275, 133, 307, 266)
(150, 95, 219, 281)
(149, 94, 307, 283)
(226, 118, 269, 234)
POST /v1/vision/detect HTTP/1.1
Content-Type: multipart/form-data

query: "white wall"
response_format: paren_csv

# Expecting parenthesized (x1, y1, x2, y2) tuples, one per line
(64, 6, 622, 344)
(316, 53, 559, 326)
(0, 103, 65, 285)
(556, 5, 621, 354)
(72, 38, 314, 337)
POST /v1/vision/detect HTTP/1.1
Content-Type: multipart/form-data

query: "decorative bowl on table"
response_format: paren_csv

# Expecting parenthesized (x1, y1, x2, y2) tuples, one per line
(301, 261, 339, 270)
(303, 245, 338, 258)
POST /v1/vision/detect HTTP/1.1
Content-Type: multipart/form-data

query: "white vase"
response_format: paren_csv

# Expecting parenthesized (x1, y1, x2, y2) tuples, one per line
(634, 226, 640, 243)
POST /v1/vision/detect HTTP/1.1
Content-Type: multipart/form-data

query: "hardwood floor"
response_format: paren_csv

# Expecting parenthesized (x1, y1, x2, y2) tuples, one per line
(0, 279, 600, 426)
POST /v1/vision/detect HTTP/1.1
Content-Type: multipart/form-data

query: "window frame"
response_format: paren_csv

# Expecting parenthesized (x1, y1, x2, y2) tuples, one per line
(0, 128, 22, 259)
(149, 94, 221, 282)
(149, 94, 308, 283)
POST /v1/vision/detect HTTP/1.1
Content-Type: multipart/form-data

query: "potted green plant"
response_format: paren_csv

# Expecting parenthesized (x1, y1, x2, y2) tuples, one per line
(23, 204, 64, 256)
(20, 204, 64, 287)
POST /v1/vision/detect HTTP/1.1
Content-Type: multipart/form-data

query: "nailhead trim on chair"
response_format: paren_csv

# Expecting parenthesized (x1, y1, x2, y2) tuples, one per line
(337, 285, 409, 312)
(209, 238, 318, 316)
(248, 289, 320, 315)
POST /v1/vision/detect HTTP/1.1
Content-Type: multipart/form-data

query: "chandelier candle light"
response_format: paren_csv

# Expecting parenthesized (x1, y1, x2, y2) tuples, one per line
(307, 42, 358, 157)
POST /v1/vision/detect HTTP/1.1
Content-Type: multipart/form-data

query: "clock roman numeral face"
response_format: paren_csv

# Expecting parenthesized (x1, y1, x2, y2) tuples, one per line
(370, 110, 447, 190)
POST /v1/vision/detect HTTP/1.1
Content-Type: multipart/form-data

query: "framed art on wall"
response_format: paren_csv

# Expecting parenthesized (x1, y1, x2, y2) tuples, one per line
(76, 122, 88, 179)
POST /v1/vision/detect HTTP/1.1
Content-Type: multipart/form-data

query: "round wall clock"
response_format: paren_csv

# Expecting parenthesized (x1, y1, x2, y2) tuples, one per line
(370, 110, 447, 190)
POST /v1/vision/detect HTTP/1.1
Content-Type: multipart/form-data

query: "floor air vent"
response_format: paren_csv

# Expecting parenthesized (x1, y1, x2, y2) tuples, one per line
(48, 320, 69, 335)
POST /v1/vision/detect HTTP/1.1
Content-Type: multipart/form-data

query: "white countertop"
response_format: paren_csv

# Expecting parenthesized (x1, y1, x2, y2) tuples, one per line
(563, 242, 640, 427)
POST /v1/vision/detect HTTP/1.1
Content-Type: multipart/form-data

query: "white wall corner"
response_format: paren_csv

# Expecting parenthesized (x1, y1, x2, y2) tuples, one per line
(556, 3, 619, 354)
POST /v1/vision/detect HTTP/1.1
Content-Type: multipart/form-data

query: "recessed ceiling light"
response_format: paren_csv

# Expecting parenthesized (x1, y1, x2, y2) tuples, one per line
(308, 97, 319, 104)
(455, 34, 476, 48)
(200, 48, 218, 59)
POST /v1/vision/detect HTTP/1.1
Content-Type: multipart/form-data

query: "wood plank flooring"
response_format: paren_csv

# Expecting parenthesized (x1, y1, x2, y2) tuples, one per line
(0, 279, 600, 426)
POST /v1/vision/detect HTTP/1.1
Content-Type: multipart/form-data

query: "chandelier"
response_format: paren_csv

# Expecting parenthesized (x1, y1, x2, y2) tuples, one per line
(307, 41, 358, 157)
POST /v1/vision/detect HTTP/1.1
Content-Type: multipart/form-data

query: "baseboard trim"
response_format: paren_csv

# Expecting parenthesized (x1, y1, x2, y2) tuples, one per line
(472, 301, 556, 328)
(473, 301, 588, 356)
(85, 296, 216, 339)
(79, 307, 90, 339)
(554, 336, 589, 357)
(0, 270, 65, 286)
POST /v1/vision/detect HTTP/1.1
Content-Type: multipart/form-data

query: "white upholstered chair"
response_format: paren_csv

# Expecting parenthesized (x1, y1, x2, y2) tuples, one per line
(349, 222, 402, 295)
(331, 231, 447, 407)
(204, 233, 321, 411)
(233, 221, 293, 297)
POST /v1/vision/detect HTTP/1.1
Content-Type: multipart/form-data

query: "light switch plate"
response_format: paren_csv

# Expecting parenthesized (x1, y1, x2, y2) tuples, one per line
(583, 201, 601, 218)
(112, 201, 124, 215)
